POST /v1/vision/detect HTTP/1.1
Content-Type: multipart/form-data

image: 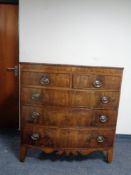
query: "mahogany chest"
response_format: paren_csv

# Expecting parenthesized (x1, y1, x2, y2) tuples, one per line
(20, 63, 123, 162)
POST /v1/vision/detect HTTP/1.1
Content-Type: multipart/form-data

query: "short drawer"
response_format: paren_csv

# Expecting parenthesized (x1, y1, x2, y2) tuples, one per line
(21, 71, 71, 88)
(73, 74, 121, 90)
(22, 126, 114, 148)
(21, 106, 117, 127)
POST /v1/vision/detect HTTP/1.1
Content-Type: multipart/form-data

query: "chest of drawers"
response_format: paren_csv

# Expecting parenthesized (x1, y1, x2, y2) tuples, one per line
(20, 63, 123, 162)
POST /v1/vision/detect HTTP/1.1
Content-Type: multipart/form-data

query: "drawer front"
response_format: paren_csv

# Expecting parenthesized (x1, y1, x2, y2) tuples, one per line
(21, 88, 119, 109)
(21, 88, 69, 106)
(68, 128, 114, 148)
(73, 74, 121, 90)
(22, 126, 114, 148)
(22, 126, 68, 148)
(21, 72, 70, 88)
(21, 106, 117, 127)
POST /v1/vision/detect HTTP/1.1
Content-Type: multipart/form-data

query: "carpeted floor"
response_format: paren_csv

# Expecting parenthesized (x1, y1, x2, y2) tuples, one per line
(0, 130, 131, 175)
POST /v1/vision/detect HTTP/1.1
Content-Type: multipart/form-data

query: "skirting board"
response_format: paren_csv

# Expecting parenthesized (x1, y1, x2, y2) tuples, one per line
(116, 134, 131, 140)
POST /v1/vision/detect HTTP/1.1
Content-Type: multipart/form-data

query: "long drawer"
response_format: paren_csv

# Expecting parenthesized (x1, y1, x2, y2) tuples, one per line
(21, 87, 120, 108)
(21, 106, 117, 128)
(22, 125, 115, 149)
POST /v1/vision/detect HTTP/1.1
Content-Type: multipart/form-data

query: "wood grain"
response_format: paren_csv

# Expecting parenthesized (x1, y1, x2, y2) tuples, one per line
(0, 4, 18, 128)
(20, 63, 123, 162)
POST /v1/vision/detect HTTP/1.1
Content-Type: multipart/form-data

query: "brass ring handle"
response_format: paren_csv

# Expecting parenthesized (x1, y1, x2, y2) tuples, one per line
(93, 80, 103, 88)
(97, 136, 104, 143)
(31, 93, 41, 101)
(101, 96, 110, 104)
(40, 75, 49, 85)
(31, 112, 40, 120)
(99, 115, 108, 123)
(31, 133, 40, 141)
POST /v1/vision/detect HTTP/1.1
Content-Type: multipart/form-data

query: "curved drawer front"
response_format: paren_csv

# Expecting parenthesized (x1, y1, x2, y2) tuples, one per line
(73, 74, 121, 90)
(21, 106, 117, 127)
(21, 88, 119, 108)
(22, 126, 114, 148)
(21, 72, 71, 88)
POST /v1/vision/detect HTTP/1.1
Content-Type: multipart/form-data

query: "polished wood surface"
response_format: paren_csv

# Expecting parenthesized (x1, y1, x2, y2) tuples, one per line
(22, 71, 71, 88)
(21, 106, 117, 128)
(20, 63, 123, 162)
(0, 4, 19, 128)
(73, 74, 122, 90)
(21, 88, 120, 108)
(22, 125, 115, 148)
(20, 63, 123, 75)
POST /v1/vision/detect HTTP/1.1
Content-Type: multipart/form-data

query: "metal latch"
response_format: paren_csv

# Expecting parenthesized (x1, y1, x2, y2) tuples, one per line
(7, 65, 19, 76)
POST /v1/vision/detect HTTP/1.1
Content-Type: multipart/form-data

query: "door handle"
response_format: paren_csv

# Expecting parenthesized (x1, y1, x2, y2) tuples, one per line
(7, 65, 18, 76)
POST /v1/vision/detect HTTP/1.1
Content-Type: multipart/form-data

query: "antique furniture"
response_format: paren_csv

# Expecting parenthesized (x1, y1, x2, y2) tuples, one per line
(20, 63, 123, 162)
